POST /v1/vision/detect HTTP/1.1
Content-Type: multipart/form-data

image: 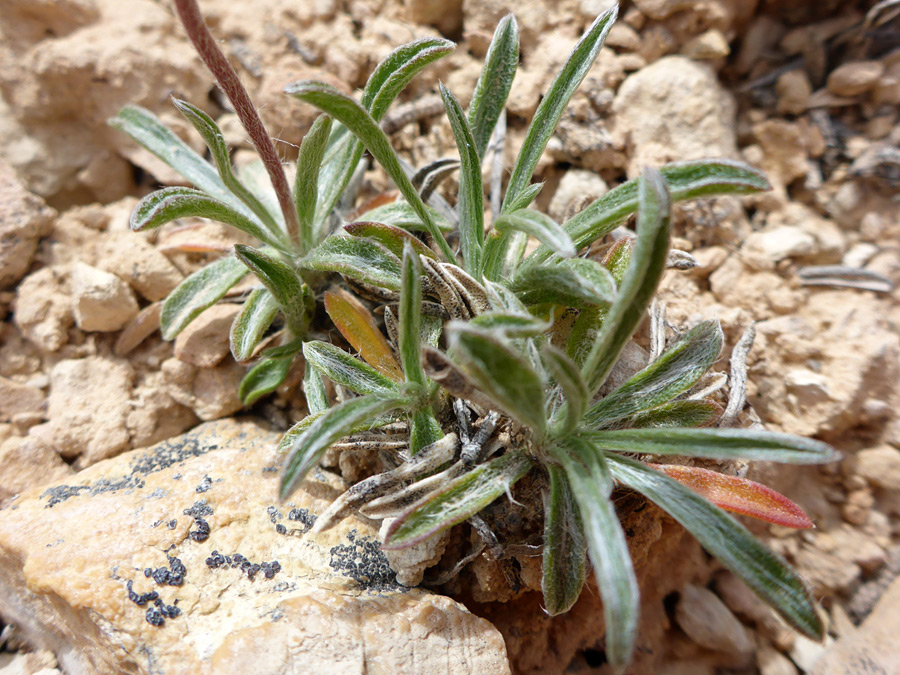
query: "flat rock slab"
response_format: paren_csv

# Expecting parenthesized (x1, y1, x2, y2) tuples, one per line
(0, 418, 509, 674)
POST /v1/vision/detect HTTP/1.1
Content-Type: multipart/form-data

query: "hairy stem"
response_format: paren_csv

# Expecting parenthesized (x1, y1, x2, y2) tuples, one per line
(173, 0, 302, 249)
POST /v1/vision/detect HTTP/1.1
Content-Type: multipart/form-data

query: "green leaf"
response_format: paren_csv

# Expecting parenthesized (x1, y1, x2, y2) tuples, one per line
(583, 320, 723, 429)
(234, 245, 311, 335)
(131, 187, 288, 250)
(303, 363, 330, 415)
(229, 287, 280, 361)
(468, 14, 519, 159)
(629, 400, 723, 429)
(503, 182, 544, 214)
(583, 427, 838, 464)
(302, 235, 402, 290)
(160, 255, 248, 340)
(441, 83, 485, 277)
(525, 159, 771, 269)
(315, 37, 454, 226)
(470, 311, 552, 338)
(294, 114, 333, 251)
(502, 6, 617, 212)
(357, 199, 454, 232)
(344, 221, 437, 260)
(239, 355, 293, 405)
(510, 257, 616, 308)
(285, 81, 456, 262)
(280, 393, 409, 500)
(561, 440, 639, 668)
(399, 245, 427, 386)
(542, 464, 587, 615)
(109, 105, 230, 204)
(542, 344, 589, 430)
(172, 99, 280, 235)
(410, 408, 444, 455)
(607, 454, 824, 640)
(448, 324, 547, 434)
(303, 341, 399, 396)
(383, 451, 534, 549)
(494, 209, 575, 258)
(581, 168, 671, 395)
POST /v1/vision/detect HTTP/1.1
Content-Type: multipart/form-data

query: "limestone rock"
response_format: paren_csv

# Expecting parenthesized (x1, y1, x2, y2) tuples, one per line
(758, 645, 798, 675)
(776, 70, 812, 115)
(0, 159, 54, 289)
(13, 267, 73, 352)
(0, 376, 45, 425)
(70, 262, 139, 332)
(162, 358, 244, 421)
(0, 419, 510, 675)
(855, 445, 900, 491)
(675, 584, 753, 656)
(173, 305, 241, 368)
(612, 56, 737, 177)
(548, 169, 608, 222)
(826, 61, 885, 97)
(0, 435, 71, 503)
(744, 226, 817, 265)
(94, 232, 184, 302)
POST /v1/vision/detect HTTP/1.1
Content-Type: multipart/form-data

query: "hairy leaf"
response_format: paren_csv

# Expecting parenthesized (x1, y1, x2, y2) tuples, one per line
(303, 341, 399, 395)
(647, 463, 814, 529)
(494, 209, 575, 258)
(582, 427, 838, 464)
(583, 320, 723, 428)
(581, 168, 671, 395)
(303, 363, 330, 415)
(542, 464, 587, 615)
(304, 236, 403, 290)
(399, 245, 427, 386)
(470, 311, 552, 338)
(239, 355, 294, 405)
(410, 408, 444, 455)
(324, 288, 403, 380)
(344, 221, 436, 259)
(357, 199, 453, 232)
(160, 255, 247, 340)
(383, 451, 534, 548)
(510, 257, 616, 308)
(234, 245, 311, 335)
(229, 287, 280, 361)
(502, 6, 617, 212)
(542, 344, 589, 430)
(441, 84, 484, 276)
(628, 400, 723, 428)
(294, 114, 333, 251)
(469, 14, 519, 159)
(280, 393, 409, 500)
(608, 454, 824, 640)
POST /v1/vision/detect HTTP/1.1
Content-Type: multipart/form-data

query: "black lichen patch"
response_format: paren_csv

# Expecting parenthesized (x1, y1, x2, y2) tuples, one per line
(188, 518, 210, 542)
(288, 508, 316, 532)
(127, 580, 158, 606)
(145, 607, 165, 627)
(183, 501, 213, 519)
(269, 506, 315, 536)
(329, 530, 401, 592)
(41, 436, 218, 508)
(205, 550, 281, 581)
(195, 475, 212, 493)
(144, 554, 186, 587)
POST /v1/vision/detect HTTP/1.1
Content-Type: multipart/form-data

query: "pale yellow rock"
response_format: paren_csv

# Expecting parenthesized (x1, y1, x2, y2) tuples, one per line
(0, 419, 510, 675)
(94, 232, 184, 302)
(0, 159, 55, 289)
(70, 261, 139, 332)
(173, 304, 241, 369)
(826, 61, 885, 97)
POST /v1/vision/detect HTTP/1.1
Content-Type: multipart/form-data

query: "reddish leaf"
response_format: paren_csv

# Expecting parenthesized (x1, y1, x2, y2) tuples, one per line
(646, 463, 813, 529)
(324, 288, 403, 381)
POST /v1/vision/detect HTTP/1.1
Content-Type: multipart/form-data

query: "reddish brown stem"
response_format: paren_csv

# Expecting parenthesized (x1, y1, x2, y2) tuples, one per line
(173, 0, 302, 249)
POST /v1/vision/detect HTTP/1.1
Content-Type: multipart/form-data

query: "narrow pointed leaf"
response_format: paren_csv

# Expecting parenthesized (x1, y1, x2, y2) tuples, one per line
(542, 344, 589, 429)
(239, 355, 293, 405)
(304, 363, 330, 414)
(280, 393, 410, 501)
(502, 6, 617, 212)
(441, 84, 484, 276)
(510, 257, 616, 308)
(324, 288, 403, 380)
(303, 341, 399, 395)
(410, 408, 444, 455)
(344, 221, 437, 259)
(470, 311, 552, 337)
(629, 400, 723, 428)
(494, 209, 575, 258)
(294, 114, 333, 251)
(607, 454, 824, 640)
(383, 451, 533, 549)
(582, 168, 671, 395)
(542, 464, 587, 615)
(448, 324, 547, 433)
(131, 187, 288, 250)
(173, 99, 279, 234)
(647, 463, 814, 529)
(561, 440, 639, 668)
(583, 427, 838, 464)
(285, 81, 456, 262)
(584, 320, 723, 428)
(357, 198, 454, 232)
(525, 159, 771, 269)
(229, 287, 280, 361)
(399, 245, 427, 385)
(469, 14, 519, 159)
(234, 245, 311, 335)
(303, 235, 403, 290)
(109, 105, 230, 203)
(160, 255, 248, 340)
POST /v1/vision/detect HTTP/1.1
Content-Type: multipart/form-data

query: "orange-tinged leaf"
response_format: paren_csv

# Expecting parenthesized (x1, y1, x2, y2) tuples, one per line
(324, 288, 403, 381)
(647, 463, 814, 529)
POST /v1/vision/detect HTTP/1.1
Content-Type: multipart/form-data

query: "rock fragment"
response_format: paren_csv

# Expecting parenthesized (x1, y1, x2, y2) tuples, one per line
(675, 584, 753, 656)
(826, 61, 885, 97)
(70, 262, 139, 332)
(0, 159, 55, 289)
